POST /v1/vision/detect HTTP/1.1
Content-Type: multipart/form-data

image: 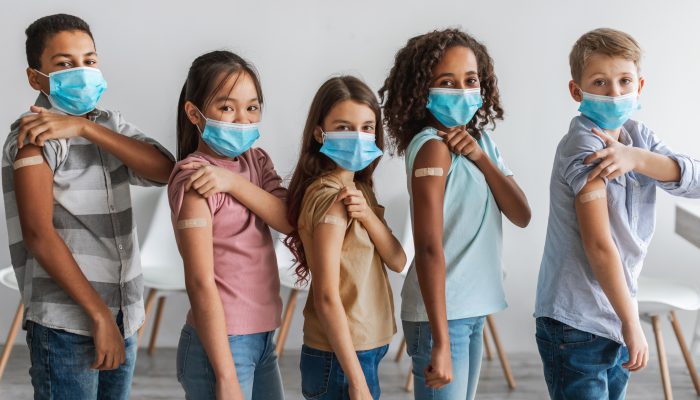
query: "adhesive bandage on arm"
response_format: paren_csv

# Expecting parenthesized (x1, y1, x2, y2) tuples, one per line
(320, 214, 346, 226)
(579, 189, 606, 203)
(13, 156, 44, 170)
(176, 218, 208, 229)
(414, 167, 444, 178)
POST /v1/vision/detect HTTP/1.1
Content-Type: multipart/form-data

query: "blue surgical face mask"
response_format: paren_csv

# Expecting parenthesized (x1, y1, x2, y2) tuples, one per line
(35, 67, 107, 115)
(578, 90, 640, 130)
(319, 130, 383, 172)
(426, 87, 483, 128)
(195, 108, 260, 158)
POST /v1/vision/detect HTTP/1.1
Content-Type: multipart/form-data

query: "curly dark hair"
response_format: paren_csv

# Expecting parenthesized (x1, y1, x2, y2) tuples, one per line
(379, 28, 504, 155)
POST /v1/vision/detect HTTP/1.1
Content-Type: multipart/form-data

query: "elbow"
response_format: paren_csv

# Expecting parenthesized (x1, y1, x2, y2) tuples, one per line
(185, 274, 218, 297)
(414, 243, 443, 267)
(386, 249, 407, 273)
(583, 239, 618, 269)
(22, 225, 56, 255)
(313, 290, 340, 316)
(512, 208, 532, 228)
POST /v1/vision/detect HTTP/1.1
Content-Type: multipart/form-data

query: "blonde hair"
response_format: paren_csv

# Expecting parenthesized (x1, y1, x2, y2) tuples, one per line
(569, 28, 642, 83)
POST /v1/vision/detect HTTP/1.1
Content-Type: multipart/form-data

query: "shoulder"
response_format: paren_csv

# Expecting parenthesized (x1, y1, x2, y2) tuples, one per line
(559, 116, 607, 156)
(168, 153, 213, 187)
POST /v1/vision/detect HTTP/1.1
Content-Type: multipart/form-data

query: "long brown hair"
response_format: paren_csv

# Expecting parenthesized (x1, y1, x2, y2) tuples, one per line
(379, 28, 504, 155)
(284, 76, 385, 284)
(176, 50, 263, 161)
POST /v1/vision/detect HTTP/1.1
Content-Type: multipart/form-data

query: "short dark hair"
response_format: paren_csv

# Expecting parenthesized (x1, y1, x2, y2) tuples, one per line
(25, 14, 94, 70)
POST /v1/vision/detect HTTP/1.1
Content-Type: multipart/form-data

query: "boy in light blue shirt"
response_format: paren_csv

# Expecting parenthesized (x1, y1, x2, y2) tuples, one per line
(535, 28, 700, 400)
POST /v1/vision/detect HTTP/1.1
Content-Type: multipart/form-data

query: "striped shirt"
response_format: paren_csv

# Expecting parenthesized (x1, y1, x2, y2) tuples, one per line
(2, 94, 174, 338)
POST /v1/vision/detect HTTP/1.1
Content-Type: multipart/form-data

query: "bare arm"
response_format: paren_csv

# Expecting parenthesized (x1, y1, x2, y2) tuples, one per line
(576, 178, 648, 371)
(311, 200, 372, 397)
(411, 140, 453, 388)
(183, 164, 292, 234)
(175, 190, 242, 397)
(14, 145, 124, 370)
(338, 187, 406, 272)
(473, 156, 531, 228)
(18, 107, 173, 183)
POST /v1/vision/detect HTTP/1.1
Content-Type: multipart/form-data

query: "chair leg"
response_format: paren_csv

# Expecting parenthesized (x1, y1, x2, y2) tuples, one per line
(138, 288, 158, 345)
(395, 337, 406, 362)
(669, 311, 700, 395)
(405, 367, 414, 392)
(486, 315, 516, 390)
(275, 289, 298, 358)
(483, 322, 493, 361)
(651, 315, 673, 400)
(0, 302, 24, 382)
(147, 297, 167, 356)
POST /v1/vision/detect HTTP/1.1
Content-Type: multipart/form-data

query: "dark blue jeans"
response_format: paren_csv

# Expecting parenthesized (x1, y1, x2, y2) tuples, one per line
(299, 344, 389, 399)
(535, 317, 630, 400)
(25, 311, 137, 400)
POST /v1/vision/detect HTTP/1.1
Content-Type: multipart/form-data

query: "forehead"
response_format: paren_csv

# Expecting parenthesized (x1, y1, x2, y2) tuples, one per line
(42, 30, 96, 58)
(326, 99, 376, 122)
(433, 46, 478, 74)
(211, 70, 258, 100)
(582, 53, 639, 77)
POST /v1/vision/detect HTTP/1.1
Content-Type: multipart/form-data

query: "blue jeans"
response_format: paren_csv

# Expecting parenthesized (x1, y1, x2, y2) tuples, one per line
(535, 317, 630, 400)
(403, 316, 485, 400)
(299, 344, 389, 399)
(176, 324, 284, 400)
(25, 311, 137, 400)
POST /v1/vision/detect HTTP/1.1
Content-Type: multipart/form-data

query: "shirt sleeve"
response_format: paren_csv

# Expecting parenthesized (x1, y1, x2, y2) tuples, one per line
(560, 127, 607, 196)
(5, 116, 68, 173)
(167, 160, 223, 222)
(640, 123, 700, 198)
(254, 148, 288, 201)
(479, 131, 513, 176)
(305, 185, 347, 230)
(115, 111, 175, 187)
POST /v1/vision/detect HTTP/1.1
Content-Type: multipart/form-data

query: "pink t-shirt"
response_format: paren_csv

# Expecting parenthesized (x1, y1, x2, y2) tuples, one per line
(168, 148, 286, 335)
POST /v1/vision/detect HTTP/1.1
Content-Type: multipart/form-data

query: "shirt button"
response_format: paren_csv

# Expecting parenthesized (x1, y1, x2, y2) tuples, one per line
(118, 244, 124, 250)
(109, 205, 115, 211)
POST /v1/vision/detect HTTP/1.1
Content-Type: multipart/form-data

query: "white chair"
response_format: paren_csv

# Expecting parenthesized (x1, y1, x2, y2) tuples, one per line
(0, 266, 21, 382)
(394, 199, 516, 392)
(137, 190, 186, 355)
(637, 275, 700, 400)
(274, 238, 308, 358)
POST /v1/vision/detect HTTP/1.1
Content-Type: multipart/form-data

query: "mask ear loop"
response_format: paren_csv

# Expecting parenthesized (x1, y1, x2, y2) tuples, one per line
(193, 106, 208, 135)
(33, 69, 52, 99)
(319, 128, 327, 143)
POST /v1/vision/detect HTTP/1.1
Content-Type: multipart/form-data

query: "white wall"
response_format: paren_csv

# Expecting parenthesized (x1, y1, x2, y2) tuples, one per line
(1, 0, 700, 356)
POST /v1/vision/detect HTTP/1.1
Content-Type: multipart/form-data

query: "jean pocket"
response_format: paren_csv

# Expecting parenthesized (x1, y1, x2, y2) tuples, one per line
(300, 347, 332, 399)
(562, 325, 597, 346)
(535, 336, 555, 387)
(176, 329, 191, 382)
(403, 322, 421, 358)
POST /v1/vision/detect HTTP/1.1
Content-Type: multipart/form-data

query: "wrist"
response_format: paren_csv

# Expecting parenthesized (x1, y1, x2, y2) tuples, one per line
(89, 306, 113, 324)
(79, 119, 95, 140)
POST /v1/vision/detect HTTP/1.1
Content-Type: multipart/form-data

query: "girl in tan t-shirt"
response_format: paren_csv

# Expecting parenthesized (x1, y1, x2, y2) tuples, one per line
(285, 76, 406, 400)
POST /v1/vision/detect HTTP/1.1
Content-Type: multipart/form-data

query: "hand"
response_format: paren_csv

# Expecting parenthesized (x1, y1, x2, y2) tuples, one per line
(584, 128, 639, 181)
(621, 320, 649, 371)
(337, 186, 372, 224)
(17, 106, 86, 148)
(425, 344, 452, 389)
(348, 382, 373, 400)
(437, 127, 483, 161)
(90, 311, 125, 370)
(182, 162, 239, 198)
(215, 378, 245, 400)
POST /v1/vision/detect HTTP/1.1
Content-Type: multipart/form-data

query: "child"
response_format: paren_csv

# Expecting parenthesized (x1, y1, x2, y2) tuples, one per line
(168, 50, 290, 400)
(535, 28, 700, 400)
(284, 75, 406, 400)
(379, 28, 531, 399)
(2, 14, 174, 399)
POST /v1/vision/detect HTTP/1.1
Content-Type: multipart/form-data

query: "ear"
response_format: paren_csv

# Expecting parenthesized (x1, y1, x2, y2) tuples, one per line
(569, 80, 583, 102)
(183, 101, 204, 127)
(313, 126, 325, 144)
(26, 68, 44, 91)
(637, 76, 645, 96)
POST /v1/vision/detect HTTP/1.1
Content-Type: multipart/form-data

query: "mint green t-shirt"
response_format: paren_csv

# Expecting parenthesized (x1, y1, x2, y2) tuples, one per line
(401, 127, 512, 322)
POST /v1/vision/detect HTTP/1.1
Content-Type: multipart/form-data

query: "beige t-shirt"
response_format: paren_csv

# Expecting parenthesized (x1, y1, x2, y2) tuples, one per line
(299, 175, 396, 351)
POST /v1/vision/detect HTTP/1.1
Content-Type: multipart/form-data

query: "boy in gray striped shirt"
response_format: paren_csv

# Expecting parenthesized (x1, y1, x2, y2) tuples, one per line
(2, 14, 174, 399)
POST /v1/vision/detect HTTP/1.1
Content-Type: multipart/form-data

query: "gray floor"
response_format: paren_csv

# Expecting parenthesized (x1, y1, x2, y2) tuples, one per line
(1, 345, 699, 399)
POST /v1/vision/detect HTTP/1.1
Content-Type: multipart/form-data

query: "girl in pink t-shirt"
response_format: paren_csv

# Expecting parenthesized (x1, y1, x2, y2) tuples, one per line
(168, 50, 289, 400)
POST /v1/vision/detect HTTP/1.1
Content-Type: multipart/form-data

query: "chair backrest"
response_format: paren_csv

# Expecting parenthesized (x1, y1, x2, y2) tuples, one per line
(383, 194, 414, 275)
(139, 189, 183, 269)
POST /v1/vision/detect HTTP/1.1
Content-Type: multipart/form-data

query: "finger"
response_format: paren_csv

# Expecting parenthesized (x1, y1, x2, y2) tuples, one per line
(202, 188, 217, 199)
(622, 349, 637, 369)
(584, 150, 608, 165)
(601, 165, 618, 179)
(30, 105, 49, 114)
(591, 128, 613, 145)
(18, 118, 46, 140)
(26, 124, 52, 146)
(19, 113, 41, 128)
(101, 353, 115, 370)
(180, 162, 206, 170)
(587, 159, 613, 181)
(188, 171, 208, 191)
(92, 351, 106, 369)
(196, 182, 215, 195)
(447, 133, 469, 148)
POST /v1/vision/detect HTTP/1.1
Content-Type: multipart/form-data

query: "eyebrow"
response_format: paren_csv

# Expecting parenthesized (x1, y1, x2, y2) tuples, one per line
(214, 96, 259, 103)
(433, 71, 478, 80)
(331, 119, 375, 125)
(51, 52, 97, 59)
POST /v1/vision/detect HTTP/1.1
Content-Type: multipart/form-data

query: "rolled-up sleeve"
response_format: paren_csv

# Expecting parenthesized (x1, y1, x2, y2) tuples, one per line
(560, 130, 607, 196)
(643, 125, 700, 198)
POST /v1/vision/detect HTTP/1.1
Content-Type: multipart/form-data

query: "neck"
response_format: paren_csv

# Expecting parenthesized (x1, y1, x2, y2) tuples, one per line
(603, 128, 622, 142)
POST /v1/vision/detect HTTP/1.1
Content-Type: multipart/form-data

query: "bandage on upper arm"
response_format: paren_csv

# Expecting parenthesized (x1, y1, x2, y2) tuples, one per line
(414, 167, 444, 178)
(13, 155, 44, 170)
(579, 189, 606, 203)
(176, 218, 208, 229)
(319, 214, 346, 226)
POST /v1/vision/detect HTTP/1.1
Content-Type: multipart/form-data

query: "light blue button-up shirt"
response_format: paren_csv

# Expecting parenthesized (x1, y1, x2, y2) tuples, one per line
(535, 115, 700, 343)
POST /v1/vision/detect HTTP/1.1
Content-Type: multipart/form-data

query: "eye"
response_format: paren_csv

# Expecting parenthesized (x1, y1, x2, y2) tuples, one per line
(247, 105, 259, 112)
(362, 125, 375, 133)
(336, 124, 351, 131)
(466, 77, 479, 86)
(56, 61, 72, 68)
(593, 79, 606, 87)
(220, 105, 234, 112)
(438, 80, 455, 88)
(620, 78, 632, 85)
(85, 59, 97, 66)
